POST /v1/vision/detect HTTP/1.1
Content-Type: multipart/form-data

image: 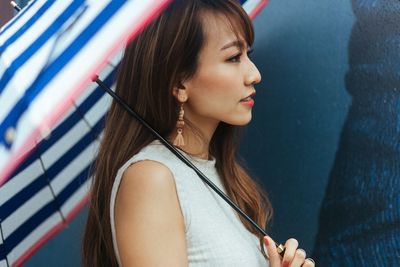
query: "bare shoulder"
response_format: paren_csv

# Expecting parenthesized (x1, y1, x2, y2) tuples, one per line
(122, 160, 175, 191)
(114, 160, 187, 267)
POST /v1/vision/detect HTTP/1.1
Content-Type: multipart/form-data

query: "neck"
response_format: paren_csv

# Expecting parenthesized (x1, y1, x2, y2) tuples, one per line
(168, 118, 219, 160)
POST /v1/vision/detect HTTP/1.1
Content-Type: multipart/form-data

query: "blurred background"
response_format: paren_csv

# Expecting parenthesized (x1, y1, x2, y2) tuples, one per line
(1, 0, 354, 265)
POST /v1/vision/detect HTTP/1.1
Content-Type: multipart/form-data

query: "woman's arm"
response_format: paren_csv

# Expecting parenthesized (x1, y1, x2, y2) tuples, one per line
(115, 160, 188, 267)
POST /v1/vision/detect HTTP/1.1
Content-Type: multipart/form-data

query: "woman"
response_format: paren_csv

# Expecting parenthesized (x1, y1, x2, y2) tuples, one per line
(82, 1, 315, 266)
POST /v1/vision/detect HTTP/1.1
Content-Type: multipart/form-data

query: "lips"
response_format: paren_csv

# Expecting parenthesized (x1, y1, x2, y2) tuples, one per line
(240, 91, 256, 102)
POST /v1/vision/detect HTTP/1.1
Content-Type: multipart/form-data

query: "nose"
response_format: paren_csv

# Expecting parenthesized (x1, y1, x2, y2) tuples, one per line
(245, 60, 262, 87)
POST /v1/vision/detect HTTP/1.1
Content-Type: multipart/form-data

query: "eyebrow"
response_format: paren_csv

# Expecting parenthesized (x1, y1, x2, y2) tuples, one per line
(220, 40, 246, 51)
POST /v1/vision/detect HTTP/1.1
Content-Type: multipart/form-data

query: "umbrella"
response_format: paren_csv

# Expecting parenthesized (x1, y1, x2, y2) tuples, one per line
(0, 0, 270, 266)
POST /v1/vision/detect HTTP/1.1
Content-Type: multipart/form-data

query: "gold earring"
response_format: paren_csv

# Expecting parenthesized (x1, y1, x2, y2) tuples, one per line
(173, 89, 187, 146)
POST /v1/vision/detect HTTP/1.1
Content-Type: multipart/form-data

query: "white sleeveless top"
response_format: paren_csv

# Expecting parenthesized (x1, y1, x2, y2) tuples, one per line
(110, 139, 268, 266)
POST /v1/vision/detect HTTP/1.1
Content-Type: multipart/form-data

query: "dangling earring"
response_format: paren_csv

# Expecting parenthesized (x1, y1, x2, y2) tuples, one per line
(173, 88, 187, 146)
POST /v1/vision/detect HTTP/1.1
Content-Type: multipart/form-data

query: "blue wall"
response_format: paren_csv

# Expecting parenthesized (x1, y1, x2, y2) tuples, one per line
(241, 0, 353, 254)
(26, 0, 354, 265)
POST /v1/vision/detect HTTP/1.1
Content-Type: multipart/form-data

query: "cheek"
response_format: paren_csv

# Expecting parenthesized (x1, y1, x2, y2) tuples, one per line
(189, 87, 236, 119)
(189, 66, 241, 110)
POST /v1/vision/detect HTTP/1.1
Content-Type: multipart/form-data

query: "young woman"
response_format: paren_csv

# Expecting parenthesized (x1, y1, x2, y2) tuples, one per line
(82, 1, 315, 266)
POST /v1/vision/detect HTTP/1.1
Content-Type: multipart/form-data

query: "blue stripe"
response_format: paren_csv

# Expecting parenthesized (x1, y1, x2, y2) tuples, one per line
(0, 0, 125, 148)
(1, 69, 115, 219)
(57, 164, 91, 209)
(0, 116, 105, 221)
(43, 116, 104, 183)
(38, 70, 115, 153)
(4, 68, 116, 183)
(0, 0, 39, 36)
(0, 1, 84, 95)
(0, 164, 45, 221)
(0, 1, 56, 54)
(3, 163, 92, 255)
(1, 118, 104, 254)
(4, 199, 59, 255)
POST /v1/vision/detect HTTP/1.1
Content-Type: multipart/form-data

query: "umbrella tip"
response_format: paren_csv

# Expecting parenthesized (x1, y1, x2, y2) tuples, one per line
(91, 74, 99, 82)
(10, 1, 21, 12)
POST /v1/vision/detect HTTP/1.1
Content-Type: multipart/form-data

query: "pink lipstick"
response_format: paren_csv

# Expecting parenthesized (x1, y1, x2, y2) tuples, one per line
(240, 98, 255, 107)
(240, 91, 255, 107)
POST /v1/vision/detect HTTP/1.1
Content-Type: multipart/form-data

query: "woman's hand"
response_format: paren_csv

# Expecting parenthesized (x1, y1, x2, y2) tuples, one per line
(264, 236, 315, 267)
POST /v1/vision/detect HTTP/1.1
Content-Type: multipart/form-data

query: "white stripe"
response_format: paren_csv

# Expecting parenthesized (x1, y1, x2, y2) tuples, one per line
(0, 234, 5, 267)
(47, 101, 76, 135)
(60, 177, 91, 218)
(0, 0, 45, 41)
(7, 213, 62, 266)
(0, 146, 10, 183)
(73, 61, 115, 106)
(0, 82, 109, 195)
(2, 0, 124, 151)
(50, 139, 99, 196)
(242, 0, 262, 14)
(83, 91, 112, 127)
(1, 1, 74, 64)
(0, 0, 86, 126)
(40, 119, 90, 170)
(25, 0, 151, 130)
(0, 0, 167, 180)
(44, 0, 111, 62)
(0, 160, 43, 207)
(108, 48, 123, 67)
(0, 39, 58, 126)
(2, 186, 57, 239)
(0, 0, 82, 124)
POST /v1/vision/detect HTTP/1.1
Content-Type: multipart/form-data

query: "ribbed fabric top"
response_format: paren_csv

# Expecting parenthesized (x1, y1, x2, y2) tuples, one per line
(110, 139, 268, 266)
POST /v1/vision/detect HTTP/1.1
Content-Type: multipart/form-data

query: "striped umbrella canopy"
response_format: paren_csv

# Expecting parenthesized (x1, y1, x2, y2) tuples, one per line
(0, 0, 268, 266)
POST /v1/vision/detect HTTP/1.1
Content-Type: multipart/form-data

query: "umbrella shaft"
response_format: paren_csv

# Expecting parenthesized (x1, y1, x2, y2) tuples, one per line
(93, 76, 284, 256)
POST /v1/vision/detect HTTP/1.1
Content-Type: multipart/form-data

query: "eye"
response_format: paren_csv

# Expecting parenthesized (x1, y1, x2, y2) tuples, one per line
(227, 48, 254, 63)
(227, 53, 242, 63)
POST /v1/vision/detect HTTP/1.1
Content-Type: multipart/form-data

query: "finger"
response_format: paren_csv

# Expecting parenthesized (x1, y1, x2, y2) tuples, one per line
(263, 236, 282, 267)
(282, 238, 298, 267)
(288, 248, 306, 267)
(302, 258, 315, 267)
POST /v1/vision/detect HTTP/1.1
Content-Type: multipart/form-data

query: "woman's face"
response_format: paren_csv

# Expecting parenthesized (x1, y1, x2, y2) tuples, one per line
(182, 11, 261, 129)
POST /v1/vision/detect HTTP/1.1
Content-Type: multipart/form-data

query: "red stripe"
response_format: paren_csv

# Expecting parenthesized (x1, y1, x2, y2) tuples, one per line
(0, 0, 172, 187)
(3, 1, 269, 264)
(11, 192, 91, 267)
(249, 0, 269, 20)
(12, 219, 64, 267)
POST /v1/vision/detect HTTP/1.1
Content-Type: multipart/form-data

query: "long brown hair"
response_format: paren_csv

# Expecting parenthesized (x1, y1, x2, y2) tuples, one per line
(82, 1, 273, 266)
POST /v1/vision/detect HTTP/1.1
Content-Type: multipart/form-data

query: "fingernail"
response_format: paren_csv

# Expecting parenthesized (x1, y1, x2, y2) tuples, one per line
(306, 258, 315, 264)
(282, 261, 289, 267)
(264, 236, 269, 246)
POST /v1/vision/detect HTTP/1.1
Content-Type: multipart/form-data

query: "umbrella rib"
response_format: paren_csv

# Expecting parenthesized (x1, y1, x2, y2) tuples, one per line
(0, 219, 10, 267)
(36, 141, 66, 224)
(71, 101, 102, 143)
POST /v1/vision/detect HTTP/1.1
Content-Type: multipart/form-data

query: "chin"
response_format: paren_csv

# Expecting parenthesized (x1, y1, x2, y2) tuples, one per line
(225, 113, 252, 126)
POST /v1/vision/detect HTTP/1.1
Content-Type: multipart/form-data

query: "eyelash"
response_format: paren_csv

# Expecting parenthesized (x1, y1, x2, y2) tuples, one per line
(228, 48, 254, 63)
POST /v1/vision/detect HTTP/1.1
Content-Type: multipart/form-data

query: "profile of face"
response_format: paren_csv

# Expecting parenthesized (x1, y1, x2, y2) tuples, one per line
(177, 11, 262, 130)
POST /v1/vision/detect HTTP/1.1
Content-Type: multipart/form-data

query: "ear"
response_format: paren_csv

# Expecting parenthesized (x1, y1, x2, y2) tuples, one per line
(172, 81, 189, 101)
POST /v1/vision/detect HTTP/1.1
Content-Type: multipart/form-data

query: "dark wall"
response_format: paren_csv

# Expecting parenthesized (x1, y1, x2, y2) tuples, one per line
(240, 0, 353, 253)
(0, 2, 14, 27)
(25, 0, 355, 265)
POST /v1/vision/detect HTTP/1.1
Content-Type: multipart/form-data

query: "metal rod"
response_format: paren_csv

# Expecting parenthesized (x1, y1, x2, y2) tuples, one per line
(93, 75, 285, 256)
(10, 1, 21, 12)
